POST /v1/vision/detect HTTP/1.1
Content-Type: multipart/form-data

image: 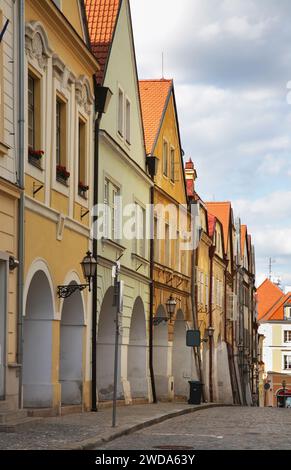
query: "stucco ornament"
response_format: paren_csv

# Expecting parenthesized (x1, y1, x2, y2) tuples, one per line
(75, 76, 94, 114)
(25, 21, 53, 70)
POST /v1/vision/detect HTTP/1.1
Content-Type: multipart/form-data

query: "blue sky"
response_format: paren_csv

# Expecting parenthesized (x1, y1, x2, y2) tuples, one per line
(130, 0, 291, 288)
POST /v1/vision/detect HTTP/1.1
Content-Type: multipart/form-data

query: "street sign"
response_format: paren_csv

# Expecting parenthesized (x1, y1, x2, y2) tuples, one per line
(186, 330, 201, 347)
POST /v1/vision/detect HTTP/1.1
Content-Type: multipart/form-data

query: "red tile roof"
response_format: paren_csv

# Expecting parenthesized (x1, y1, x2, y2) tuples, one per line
(257, 278, 284, 320)
(264, 293, 291, 321)
(205, 202, 231, 251)
(85, 0, 121, 84)
(139, 79, 173, 154)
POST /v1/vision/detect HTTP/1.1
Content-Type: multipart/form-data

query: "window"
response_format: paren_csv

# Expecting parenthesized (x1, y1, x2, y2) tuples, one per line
(176, 231, 180, 271)
(284, 331, 291, 343)
(27, 72, 41, 166)
(118, 88, 124, 136)
(283, 355, 291, 370)
(0, 11, 4, 147)
(154, 217, 159, 263)
(205, 275, 209, 309)
(170, 147, 175, 182)
(165, 223, 170, 266)
(163, 140, 168, 176)
(135, 204, 146, 257)
(104, 178, 120, 240)
(56, 97, 67, 182)
(28, 75, 35, 150)
(284, 306, 291, 320)
(78, 118, 87, 197)
(125, 98, 131, 144)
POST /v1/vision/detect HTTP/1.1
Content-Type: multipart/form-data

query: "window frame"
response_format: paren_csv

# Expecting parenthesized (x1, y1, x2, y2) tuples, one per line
(170, 146, 175, 182)
(125, 96, 131, 145)
(163, 138, 169, 177)
(117, 86, 124, 138)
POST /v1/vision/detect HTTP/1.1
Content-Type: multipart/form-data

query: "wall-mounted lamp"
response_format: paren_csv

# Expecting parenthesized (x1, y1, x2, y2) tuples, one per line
(206, 326, 215, 337)
(146, 154, 159, 179)
(95, 85, 113, 116)
(57, 251, 97, 298)
(9, 256, 19, 271)
(153, 295, 177, 326)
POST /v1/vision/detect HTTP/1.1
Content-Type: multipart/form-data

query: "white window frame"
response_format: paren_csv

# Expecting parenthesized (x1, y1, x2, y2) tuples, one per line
(104, 176, 121, 241)
(125, 96, 131, 145)
(134, 201, 146, 258)
(117, 86, 124, 138)
(283, 354, 291, 370)
(163, 138, 169, 177)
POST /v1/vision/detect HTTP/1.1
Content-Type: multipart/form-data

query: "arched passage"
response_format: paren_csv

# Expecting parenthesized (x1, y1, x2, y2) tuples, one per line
(60, 283, 85, 405)
(153, 305, 169, 399)
(97, 287, 122, 401)
(23, 270, 54, 408)
(127, 297, 148, 399)
(172, 310, 192, 399)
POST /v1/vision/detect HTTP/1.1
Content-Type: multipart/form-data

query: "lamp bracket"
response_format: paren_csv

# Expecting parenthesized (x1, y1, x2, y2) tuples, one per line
(33, 182, 44, 197)
(81, 208, 89, 219)
(153, 316, 168, 326)
(57, 284, 88, 299)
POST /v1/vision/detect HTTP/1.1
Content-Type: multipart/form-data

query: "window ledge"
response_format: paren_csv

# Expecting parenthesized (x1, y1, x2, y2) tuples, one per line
(28, 158, 43, 171)
(131, 252, 149, 266)
(56, 176, 69, 187)
(0, 141, 11, 157)
(101, 237, 126, 252)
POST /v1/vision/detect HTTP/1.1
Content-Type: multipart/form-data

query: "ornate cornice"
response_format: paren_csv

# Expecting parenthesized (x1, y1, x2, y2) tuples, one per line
(25, 21, 53, 70)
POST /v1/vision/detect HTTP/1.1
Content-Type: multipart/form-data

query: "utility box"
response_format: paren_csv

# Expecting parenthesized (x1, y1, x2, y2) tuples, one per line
(186, 330, 200, 347)
(188, 380, 202, 405)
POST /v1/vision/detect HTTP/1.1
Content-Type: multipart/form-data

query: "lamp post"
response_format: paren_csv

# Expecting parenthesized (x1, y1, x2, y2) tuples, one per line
(91, 84, 112, 412)
(57, 251, 97, 298)
(165, 295, 177, 321)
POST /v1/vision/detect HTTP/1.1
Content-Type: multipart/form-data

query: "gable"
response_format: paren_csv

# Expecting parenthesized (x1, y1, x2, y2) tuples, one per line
(257, 278, 284, 320)
(62, 0, 87, 41)
(98, 0, 146, 170)
(153, 93, 187, 205)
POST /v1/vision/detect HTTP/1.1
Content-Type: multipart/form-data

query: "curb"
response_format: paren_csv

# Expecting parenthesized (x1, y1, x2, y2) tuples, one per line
(59, 403, 227, 451)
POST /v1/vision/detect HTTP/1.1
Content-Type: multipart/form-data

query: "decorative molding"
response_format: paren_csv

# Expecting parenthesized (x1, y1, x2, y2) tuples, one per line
(25, 21, 53, 70)
(52, 53, 76, 89)
(75, 75, 94, 114)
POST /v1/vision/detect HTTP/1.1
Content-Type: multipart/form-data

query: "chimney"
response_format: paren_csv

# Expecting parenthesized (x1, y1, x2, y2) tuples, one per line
(184, 158, 197, 198)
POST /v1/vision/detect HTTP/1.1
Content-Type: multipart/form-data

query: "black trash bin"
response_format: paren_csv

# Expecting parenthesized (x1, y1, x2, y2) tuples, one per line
(188, 380, 202, 405)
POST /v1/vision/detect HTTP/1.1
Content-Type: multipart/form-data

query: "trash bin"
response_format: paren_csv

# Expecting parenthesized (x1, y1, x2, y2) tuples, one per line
(188, 380, 202, 405)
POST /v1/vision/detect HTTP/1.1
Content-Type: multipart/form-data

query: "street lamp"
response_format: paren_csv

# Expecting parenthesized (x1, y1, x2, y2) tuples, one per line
(91, 83, 113, 412)
(165, 295, 177, 321)
(80, 251, 97, 291)
(57, 251, 97, 298)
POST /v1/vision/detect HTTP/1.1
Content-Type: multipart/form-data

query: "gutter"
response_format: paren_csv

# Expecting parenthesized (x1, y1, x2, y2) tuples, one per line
(208, 246, 215, 403)
(17, 0, 25, 410)
(149, 184, 157, 403)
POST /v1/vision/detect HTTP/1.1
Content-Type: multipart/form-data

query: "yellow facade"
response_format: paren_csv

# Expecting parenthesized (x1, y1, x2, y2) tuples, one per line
(22, 0, 99, 413)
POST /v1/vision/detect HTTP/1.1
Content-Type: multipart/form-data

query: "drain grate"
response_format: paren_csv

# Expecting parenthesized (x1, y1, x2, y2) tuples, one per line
(154, 445, 194, 450)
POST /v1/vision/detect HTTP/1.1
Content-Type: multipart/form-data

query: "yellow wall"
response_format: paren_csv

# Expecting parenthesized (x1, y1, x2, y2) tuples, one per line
(0, 181, 20, 363)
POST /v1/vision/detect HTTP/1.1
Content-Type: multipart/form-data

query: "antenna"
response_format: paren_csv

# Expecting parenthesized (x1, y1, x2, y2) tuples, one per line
(268, 257, 276, 280)
(162, 51, 164, 78)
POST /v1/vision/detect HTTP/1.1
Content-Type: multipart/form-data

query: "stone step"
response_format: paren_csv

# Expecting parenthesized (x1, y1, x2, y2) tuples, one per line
(27, 407, 59, 418)
(0, 400, 13, 412)
(0, 416, 42, 433)
(0, 409, 27, 424)
(60, 404, 83, 416)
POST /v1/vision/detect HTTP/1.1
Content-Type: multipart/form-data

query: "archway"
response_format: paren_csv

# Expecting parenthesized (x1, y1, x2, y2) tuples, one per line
(172, 310, 192, 399)
(23, 270, 54, 407)
(60, 283, 85, 405)
(153, 305, 169, 399)
(97, 287, 122, 401)
(128, 297, 148, 399)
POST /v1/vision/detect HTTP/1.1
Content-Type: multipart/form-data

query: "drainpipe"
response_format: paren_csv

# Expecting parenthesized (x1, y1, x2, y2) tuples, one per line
(208, 246, 215, 403)
(191, 244, 204, 402)
(17, 0, 25, 410)
(91, 80, 102, 412)
(149, 184, 157, 403)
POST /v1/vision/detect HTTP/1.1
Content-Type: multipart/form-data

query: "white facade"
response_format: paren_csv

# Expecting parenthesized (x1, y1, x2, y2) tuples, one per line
(259, 322, 291, 374)
(96, 0, 152, 404)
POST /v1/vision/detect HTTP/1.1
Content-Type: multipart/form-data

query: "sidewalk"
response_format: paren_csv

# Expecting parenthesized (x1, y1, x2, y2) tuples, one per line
(0, 402, 223, 450)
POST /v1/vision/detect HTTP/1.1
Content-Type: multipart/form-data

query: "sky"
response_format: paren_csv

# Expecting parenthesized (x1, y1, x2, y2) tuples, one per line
(130, 0, 291, 289)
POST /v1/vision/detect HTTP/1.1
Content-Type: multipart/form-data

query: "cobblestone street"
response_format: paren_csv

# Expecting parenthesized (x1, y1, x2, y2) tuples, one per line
(97, 407, 291, 450)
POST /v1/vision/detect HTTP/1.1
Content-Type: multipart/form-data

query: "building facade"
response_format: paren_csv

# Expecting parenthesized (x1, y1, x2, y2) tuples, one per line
(139, 79, 198, 402)
(0, 0, 21, 411)
(258, 279, 291, 407)
(86, 0, 153, 405)
(23, 0, 98, 414)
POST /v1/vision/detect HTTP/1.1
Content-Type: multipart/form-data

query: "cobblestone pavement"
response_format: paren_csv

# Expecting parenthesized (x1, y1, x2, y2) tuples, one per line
(97, 407, 291, 450)
(0, 403, 215, 450)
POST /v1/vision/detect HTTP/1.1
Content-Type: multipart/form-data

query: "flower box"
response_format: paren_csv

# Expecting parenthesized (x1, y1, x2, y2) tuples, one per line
(28, 148, 44, 168)
(78, 181, 89, 198)
(56, 165, 70, 185)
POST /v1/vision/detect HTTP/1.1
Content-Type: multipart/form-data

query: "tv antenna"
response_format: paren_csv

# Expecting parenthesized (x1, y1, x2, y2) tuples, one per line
(268, 257, 276, 280)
